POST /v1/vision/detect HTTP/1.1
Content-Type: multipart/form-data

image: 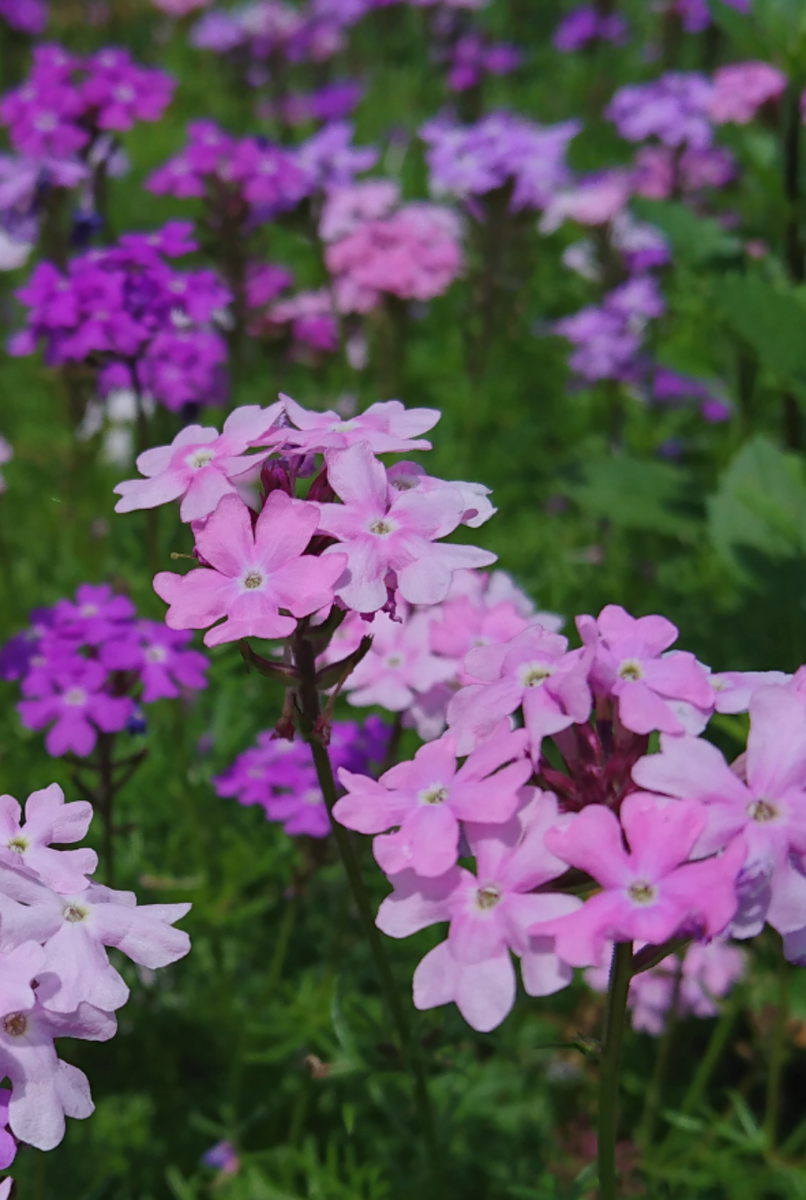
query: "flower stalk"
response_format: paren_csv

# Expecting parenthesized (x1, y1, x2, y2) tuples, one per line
(598, 940, 633, 1200)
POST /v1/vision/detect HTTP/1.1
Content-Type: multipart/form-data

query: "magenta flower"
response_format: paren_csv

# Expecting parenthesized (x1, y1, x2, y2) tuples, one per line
(17, 660, 134, 757)
(315, 442, 496, 613)
(154, 492, 347, 646)
(447, 625, 592, 760)
(102, 622, 208, 703)
(0, 783, 96, 892)
(709, 62, 786, 126)
(632, 685, 806, 940)
(577, 604, 714, 735)
(51, 583, 135, 646)
(281, 394, 440, 454)
(113, 405, 282, 522)
(0, 1001, 114, 1150)
(377, 793, 581, 1032)
(334, 722, 531, 877)
(543, 794, 745, 967)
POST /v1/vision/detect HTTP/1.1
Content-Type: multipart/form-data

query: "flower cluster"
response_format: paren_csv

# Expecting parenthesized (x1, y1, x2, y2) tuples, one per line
(113, 395, 496, 643)
(321, 181, 463, 311)
(0, 44, 174, 160)
(214, 716, 390, 838)
(9, 222, 231, 411)
(0, 0, 47, 35)
(333, 601, 806, 1031)
(1, 584, 208, 757)
(420, 112, 580, 211)
(0, 781, 190, 1169)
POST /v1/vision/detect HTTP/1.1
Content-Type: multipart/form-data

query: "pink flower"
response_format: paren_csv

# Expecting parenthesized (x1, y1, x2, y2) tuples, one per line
(539, 171, 632, 233)
(280, 393, 440, 455)
(315, 442, 496, 613)
(543, 794, 745, 967)
(387, 460, 495, 528)
(327, 608, 456, 712)
(0, 783, 96, 892)
(0, 942, 45, 1018)
(632, 686, 806, 939)
(0, 1176, 10, 1198)
(0, 1001, 114, 1150)
(377, 792, 581, 1031)
(447, 626, 592, 760)
(154, 492, 347, 646)
(707, 669, 790, 714)
(113, 404, 283, 523)
(709, 62, 786, 125)
(577, 604, 714, 735)
(319, 180, 400, 242)
(334, 722, 531, 876)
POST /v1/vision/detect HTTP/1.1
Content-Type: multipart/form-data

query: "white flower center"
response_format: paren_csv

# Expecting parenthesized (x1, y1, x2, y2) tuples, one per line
(63, 903, 88, 923)
(520, 662, 555, 688)
(369, 518, 395, 537)
(475, 884, 502, 911)
(3, 1013, 27, 1037)
(618, 658, 644, 682)
(243, 570, 264, 590)
(80, 603, 98, 617)
(7, 837, 27, 854)
(385, 655, 402, 668)
(748, 799, 778, 823)
(62, 688, 87, 707)
(114, 84, 135, 102)
(187, 449, 214, 470)
(34, 112, 57, 131)
(627, 880, 656, 905)
(419, 784, 448, 806)
(144, 645, 167, 663)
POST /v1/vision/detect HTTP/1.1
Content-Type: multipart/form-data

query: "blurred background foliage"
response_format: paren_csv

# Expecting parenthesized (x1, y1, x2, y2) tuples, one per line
(3, 0, 806, 1197)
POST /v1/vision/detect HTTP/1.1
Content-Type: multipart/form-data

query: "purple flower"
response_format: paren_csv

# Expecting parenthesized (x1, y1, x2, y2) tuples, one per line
(0, 0, 47, 34)
(552, 6, 628, 52)
(606, 72, 714, 149)
(18, 659, 134, 757)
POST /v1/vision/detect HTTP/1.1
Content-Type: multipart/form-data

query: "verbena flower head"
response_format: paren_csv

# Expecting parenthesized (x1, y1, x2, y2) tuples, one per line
(5, 584, 208, 757)
(0, 44, 174, 158)
(708, 62, 787, 125)
(554, 276, 665, 382)
(420, 112, 580, 210)
(552, 5, 628, 51)
(10, 223, 230, 412)
(214, 717, 390, 838)
(0, 0, 47, 34)
(0, 781, 190, 1151)
(606, 72, 714, 149)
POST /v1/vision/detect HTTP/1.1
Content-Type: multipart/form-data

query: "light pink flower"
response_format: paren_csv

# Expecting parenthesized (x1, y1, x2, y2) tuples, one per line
(577, 604, 714, 735)
(632, 685, 806, 939)
(447, 625, 592, 759)
(377, 792, 581, 1031)
(154, 492, 347, 646)
(0, 783, 96, 892)
(387, 460, 495, 528)
(280, 394, 440, 455)
(335, 722, 531, 876)
(709, 62, 786, 125)
(319, 180, 400, 242)
(543, 794, 745, 967)
(315, 442, 496, 614)
(0, 942, 45, 1018)
(539, 170, 632, 233)
(707, 669, 790, 714)
(0, 1177, 10, 1199)
(113, 404, 283, 523)
(0, 1001, 114, 1150)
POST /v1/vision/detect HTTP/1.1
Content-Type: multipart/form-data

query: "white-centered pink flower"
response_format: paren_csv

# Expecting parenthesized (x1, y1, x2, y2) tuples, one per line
(153, 491, 347, 645)
(315, 441, 496, 613)
(280, 394, 440, 455)
(113, 403, 283, 522)
(0, 783, 96, 892)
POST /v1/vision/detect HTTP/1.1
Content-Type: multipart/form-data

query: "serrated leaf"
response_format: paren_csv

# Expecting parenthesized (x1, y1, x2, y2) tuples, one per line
(564, 456, 700, 538)
(714, 276, 806, 380)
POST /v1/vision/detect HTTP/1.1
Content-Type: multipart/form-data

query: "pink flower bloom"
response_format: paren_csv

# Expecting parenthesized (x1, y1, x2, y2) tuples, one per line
(0, 783, 96, 892)
(447, 626, 592, 760)
(387, 460, 495, 528)
(17, 660, 134, 757)
(113, 404, 283, 522)
(280, 393, 440, 455)
(707, 669, 790, 714)
(0, 941, 44, 1017)
(709, 62, 786, 125)
(335, 722, 531, 876)
(315, 442, 496, 613)
(328, 608, 456, 712)
(377, 792, 581, 1031)
(154, 492, 347, 646)
(319, 179, 400, 242)
(101, 621, 208, 703)
(0, 1001, 114, 1150)
(36, 881, 191, 1014)
(577, 604, 714, 735)
(539, 171, 632, 233)
(632, 686, 806, 939)
(543, 794, 745, 967)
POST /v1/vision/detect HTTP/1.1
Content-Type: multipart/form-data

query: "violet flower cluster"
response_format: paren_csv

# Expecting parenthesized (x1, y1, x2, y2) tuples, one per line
(1, 584, 208, 757)
(333, 601, 806, 1032)
(113, 395, 497, 642)
(214, 717, 390, 838)
(9, 222, 231, 412)
(0, 780, 190, 1173)
(0, 0, 47, 35)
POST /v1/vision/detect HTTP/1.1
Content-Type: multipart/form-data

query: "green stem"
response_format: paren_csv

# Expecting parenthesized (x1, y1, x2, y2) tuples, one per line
(598, 941, 633, 1200)
(292, 632, 442, 1195)
(764, 939, 789, 1150)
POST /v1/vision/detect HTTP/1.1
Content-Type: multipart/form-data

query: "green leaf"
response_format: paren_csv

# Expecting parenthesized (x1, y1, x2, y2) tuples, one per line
(707, 434, 806, 572)
(564, 456, 699, 538)
(714, 276, 806, 380)
(633, 199, 741, 265)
